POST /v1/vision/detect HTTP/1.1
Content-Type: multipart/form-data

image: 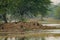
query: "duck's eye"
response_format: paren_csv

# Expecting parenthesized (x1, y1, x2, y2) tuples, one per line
(37, 23, 39, 26)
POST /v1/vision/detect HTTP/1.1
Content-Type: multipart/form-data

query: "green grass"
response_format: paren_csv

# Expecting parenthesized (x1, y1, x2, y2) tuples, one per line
(40, 18, 60, 24)
(28, 18, 60, 24)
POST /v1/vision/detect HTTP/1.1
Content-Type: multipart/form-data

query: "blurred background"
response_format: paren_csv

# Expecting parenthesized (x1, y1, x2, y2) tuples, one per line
(0, 0, 60, 40)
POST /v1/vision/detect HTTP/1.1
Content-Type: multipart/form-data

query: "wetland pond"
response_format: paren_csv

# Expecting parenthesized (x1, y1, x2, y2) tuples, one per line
(0, 24, 60, 40)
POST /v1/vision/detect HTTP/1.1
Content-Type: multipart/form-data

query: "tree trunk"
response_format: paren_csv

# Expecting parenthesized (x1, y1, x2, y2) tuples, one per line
(41, 15, 44, 21)
(2, 13, 8, 23)
(20, 15, 25, 22)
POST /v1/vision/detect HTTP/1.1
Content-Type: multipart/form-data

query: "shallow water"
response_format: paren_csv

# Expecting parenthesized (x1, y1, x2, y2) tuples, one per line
(1, 37, 60, 40)
(42, 24, 60, 27)
(1, 24, 60, 40)
(1, 29, 60, 40)
(41, 29, 60, 33)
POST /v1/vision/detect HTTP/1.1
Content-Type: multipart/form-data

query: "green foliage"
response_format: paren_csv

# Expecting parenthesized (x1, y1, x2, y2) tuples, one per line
(54, 5, 60, 19)
(0, 0, 51, 22)
(48, 4, 60, 19)
(19, 0, 51, 16)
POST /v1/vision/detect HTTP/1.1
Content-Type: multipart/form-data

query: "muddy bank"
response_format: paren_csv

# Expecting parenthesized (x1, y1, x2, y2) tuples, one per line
(0, 22, 59, 32)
